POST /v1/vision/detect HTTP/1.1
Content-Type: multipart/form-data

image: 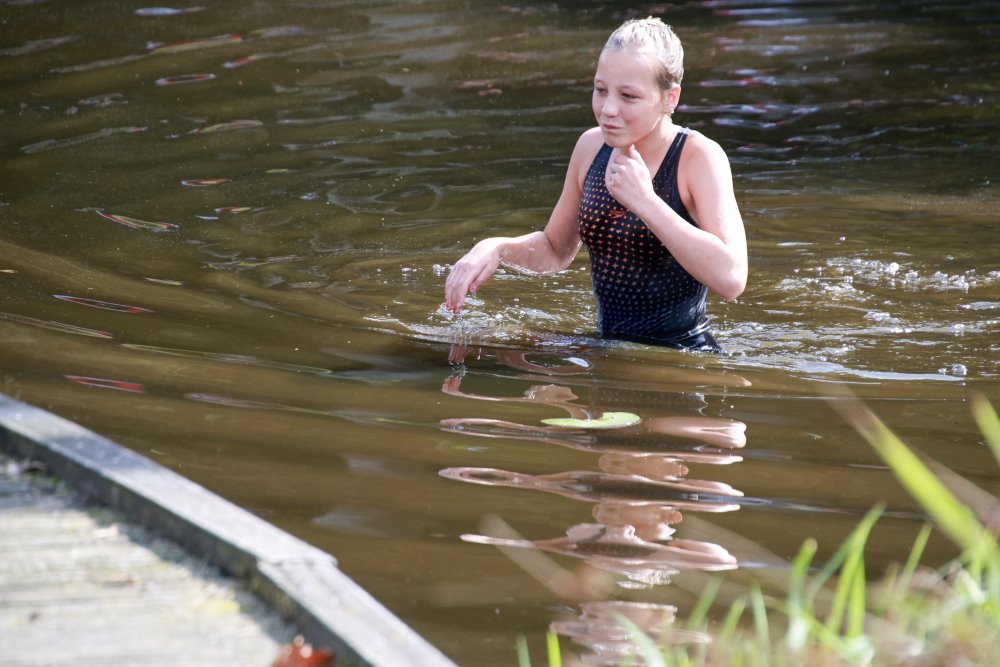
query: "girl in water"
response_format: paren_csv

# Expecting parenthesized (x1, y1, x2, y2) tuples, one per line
(444, 17, 747, 351)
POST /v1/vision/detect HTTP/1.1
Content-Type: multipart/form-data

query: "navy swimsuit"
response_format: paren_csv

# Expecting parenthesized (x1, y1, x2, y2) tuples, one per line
(578, 129, 720, 352)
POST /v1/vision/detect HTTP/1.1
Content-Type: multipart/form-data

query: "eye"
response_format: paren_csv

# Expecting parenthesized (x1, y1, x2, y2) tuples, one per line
(594, 86, 607, 95)
(622, 93, 638, 101)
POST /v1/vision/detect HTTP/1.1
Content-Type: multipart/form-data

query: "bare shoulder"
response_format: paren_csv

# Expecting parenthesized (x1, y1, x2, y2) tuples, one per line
(568, 127, 606, 186)
(573, 127, 606, 162)
(682, 129, 732, 167)
(677, 129, 740, 219)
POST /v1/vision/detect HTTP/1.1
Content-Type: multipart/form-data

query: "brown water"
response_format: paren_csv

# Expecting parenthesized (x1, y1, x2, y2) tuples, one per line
(2, 1, 998, 664)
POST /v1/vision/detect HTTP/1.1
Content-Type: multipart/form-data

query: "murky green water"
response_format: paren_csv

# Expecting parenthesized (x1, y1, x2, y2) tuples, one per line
(2, 1, 998, 664)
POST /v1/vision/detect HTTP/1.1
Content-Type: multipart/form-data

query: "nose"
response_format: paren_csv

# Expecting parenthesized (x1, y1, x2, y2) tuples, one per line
(601, 96, 619, 118)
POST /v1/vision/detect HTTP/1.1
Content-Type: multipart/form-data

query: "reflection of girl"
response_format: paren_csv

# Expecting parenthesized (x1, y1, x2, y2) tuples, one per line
(445, 17, 747, 351)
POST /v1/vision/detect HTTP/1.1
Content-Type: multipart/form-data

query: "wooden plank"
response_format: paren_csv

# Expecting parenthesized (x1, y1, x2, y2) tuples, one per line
(0, 458, 293, 667)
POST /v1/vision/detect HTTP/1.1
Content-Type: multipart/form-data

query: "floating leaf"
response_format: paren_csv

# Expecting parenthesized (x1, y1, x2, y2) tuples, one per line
(541, 411, 641, 429)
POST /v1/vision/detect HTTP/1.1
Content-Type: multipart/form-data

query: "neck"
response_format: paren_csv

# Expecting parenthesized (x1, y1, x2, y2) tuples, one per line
(633, 117, 677, 168)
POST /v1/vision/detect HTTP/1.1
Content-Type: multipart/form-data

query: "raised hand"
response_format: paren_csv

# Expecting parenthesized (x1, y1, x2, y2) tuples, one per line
(604, 143, 656, 214)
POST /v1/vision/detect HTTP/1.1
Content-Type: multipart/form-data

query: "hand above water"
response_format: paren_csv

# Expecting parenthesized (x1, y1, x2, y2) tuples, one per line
(444, 237, 504, 313)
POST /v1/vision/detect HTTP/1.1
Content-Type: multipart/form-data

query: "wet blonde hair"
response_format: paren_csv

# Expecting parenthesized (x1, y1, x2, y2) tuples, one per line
(603, 17, 684, 91)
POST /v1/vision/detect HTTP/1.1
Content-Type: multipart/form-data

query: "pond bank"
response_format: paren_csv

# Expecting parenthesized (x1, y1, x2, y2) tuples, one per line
(0, 394, 456, 667)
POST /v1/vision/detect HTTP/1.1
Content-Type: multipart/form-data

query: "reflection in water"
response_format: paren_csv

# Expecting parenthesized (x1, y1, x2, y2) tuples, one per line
(52, 295, 154, 314)
(154, 72, 218, 87)
(440, 467, 742, 513)
(0, 312, 113, 339)
(65, 375, 145, 393)
(146, 33, 244, 55)
(96, 210, 179, 232)
(19, 127, 148, 155)
(551, 601, 709, 666)
(440, 344, 746, 662)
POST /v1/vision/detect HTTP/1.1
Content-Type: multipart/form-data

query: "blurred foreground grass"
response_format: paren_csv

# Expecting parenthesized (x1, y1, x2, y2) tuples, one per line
(518, 393, 1000, 667)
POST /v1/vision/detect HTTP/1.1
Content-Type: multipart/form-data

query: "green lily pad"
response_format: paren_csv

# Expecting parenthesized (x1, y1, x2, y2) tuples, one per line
(541, 411, 641, 429)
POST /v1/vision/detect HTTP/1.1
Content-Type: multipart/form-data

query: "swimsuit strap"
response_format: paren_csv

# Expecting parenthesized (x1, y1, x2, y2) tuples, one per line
(653, 128, 689, 206)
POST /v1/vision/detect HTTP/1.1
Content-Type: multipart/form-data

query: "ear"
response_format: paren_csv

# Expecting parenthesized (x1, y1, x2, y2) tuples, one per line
(663, 84, 681, 114)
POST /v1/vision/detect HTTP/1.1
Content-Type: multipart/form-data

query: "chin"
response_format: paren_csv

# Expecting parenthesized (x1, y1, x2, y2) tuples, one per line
(601, 132, 632, 148)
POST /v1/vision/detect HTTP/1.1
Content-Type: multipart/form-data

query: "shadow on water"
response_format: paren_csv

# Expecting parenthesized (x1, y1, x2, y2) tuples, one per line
(1, 0, 998, 664)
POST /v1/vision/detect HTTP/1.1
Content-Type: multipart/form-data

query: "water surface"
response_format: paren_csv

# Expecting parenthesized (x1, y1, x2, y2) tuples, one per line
(2, 1, 998, 664)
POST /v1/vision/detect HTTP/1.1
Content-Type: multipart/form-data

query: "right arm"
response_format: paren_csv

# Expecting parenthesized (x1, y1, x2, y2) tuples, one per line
(444, 129, 603, 313)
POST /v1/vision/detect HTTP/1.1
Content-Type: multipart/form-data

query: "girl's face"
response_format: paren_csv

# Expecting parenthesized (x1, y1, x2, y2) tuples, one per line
(592, 48, 677, 148)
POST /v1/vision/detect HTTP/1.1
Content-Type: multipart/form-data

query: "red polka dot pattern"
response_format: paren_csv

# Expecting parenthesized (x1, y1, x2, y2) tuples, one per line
(578, 131, 712, 347)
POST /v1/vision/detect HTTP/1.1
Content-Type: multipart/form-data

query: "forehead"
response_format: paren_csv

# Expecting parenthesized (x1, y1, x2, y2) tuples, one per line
(595, 47, 658, 86)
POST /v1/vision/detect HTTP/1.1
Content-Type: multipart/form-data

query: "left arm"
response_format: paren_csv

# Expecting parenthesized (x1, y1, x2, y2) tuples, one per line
(605, 138, 748, 301)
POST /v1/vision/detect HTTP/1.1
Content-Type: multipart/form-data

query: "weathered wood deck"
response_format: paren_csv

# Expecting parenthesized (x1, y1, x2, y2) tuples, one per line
(0, 394, 457, 667)
(0, 456, 294, 666)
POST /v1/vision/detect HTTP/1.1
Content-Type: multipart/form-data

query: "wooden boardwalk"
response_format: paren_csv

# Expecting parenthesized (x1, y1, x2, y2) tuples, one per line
(0, 394, 457, 667)
(0, 456, 294, 667)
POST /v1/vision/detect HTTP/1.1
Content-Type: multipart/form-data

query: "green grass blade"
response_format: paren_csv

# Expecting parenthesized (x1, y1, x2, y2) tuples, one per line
(895, 522, 934, 596)
(613, 614, 667, 667)
(902, 523, 933, 580)
(720, 597, 747, 642)
(807, 506, 881, 616)
(786, 537, 817, 651)
(971, 393, 1000, 468)
(546, 630, 561, 667)
(750, 585, 771, 665)
(824, 509, 876, 635)
(847, 552, 867, 638)
(516, 636, 531, 667)
(685, 577, 721, 631)
(829, 396, 990, 559)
